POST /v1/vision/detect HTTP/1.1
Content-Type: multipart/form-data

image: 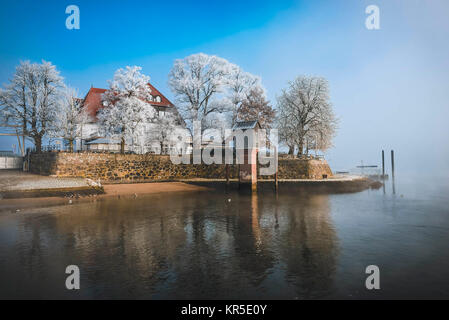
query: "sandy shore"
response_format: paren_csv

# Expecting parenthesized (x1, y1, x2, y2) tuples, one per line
(102, 182, 210, 196)
(0, 181, 211, 212)
(0, 170, 88, 191)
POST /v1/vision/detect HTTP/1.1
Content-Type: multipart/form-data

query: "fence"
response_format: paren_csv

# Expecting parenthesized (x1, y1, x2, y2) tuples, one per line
(0, 155, 23, 169)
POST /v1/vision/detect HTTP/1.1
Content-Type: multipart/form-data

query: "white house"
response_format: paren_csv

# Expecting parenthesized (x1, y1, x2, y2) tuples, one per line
(77, 83, 191, 154)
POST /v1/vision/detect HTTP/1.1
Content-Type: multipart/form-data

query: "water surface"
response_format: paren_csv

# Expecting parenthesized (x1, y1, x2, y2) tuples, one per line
(0, 176, 448, 299)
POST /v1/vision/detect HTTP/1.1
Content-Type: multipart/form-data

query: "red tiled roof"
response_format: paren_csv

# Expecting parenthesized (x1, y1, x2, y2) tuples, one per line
(147, 83, 174, 107)
(83, 88, 107, 118)
(82, 83, 174, 120)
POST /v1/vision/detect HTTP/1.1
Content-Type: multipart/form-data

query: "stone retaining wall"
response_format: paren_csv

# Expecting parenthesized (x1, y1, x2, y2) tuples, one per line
(29, 152, 332, 182)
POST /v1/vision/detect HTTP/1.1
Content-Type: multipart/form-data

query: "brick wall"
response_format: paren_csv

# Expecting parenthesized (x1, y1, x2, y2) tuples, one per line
(29, 152, 332, 182)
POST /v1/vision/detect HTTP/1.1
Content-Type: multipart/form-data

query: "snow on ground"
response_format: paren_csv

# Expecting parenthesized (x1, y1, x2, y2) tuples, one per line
(0, 170, 88, 191)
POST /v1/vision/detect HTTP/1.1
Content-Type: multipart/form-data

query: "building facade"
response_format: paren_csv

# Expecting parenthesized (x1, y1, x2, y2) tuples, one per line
(77, 83, 191, 154)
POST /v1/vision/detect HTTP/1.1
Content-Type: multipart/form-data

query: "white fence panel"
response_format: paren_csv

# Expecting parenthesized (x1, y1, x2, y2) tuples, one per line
(0, 156, 23, 169)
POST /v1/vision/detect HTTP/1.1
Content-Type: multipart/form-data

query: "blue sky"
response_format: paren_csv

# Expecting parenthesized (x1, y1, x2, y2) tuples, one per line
(1, 0, 448, 176)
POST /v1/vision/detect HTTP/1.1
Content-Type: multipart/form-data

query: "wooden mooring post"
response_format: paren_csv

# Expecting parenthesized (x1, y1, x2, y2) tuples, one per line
(391, 149, 396, 194)
(238, 148, 258, 192)
(275, 170, 278, 191)
(382, 150, 385, 179)
(274, 146, 278, 192)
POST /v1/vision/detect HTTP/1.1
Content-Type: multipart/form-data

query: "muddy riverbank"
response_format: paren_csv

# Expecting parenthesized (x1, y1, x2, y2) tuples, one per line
(0, 182, 211, 213)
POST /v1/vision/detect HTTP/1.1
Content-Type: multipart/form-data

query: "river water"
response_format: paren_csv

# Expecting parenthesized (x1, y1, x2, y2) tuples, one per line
(0, 176, 448, 299)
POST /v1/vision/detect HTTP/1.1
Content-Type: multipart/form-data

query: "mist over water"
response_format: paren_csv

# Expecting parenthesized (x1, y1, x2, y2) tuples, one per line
(1, 176, 448, 299)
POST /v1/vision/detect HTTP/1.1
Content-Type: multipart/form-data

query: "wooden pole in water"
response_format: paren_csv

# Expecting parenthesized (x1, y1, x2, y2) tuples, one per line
(275, 170, 278, 191)
(238, 164, 241, 190)
(381, 150, 385, 177)
(274, 146, 278, 191)
(391, 150, 395, 180)
(391, 149, 396, 194)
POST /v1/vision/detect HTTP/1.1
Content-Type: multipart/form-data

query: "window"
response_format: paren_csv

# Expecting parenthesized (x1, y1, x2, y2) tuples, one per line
(158, 107, 166, 117)
(155, 96, 162, 102)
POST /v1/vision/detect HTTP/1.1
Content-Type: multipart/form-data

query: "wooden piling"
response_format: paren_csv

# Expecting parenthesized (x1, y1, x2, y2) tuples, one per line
(381, 150, 386, 193)
(391, 150, 396, 194)
(391, 150, 395, 180)
(274, 146, 278, 191)
(275, 170, 278, 191)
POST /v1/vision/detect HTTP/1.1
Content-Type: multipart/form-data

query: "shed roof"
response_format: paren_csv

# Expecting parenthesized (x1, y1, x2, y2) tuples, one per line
(232, 120, 261, 131)
(85, 138, 121, 145)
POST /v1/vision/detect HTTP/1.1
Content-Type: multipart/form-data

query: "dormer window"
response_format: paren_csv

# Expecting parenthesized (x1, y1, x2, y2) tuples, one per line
(155, 95, 162, 103)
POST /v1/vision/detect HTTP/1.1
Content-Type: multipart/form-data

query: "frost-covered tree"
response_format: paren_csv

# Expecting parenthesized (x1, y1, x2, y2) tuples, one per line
(203, 112, 231, 145)
(277, 76, 338, 156)
(0, 60, 65, 152)
(169, 53, 270, 140)
(277, 111, 296, 155)
(168, 53, 232, 134)
(238, 87, 275, 129)
(52, 87, 91, 152)
(226, 65, 262, 126)
(98, 66, 154, 154)
(305, 111, 337, 154)
(148, 111, 178, 154)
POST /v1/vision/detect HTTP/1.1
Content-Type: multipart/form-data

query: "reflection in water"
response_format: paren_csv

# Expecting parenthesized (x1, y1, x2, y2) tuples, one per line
(3, 177, 449, 299)
(279, 195, 338, 298)
(0, 191, 338, 299)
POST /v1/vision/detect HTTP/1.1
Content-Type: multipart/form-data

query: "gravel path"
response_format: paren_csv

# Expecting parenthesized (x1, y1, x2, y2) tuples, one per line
(0, 170, 88, 191)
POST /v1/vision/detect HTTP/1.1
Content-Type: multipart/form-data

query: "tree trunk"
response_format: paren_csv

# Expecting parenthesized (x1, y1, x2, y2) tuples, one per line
(68, 139, 74, 153)
(297, 140, 304, 157)
(34, 136, 42, 153)
(120, 137, 125, 154)
(22, 135, 25, 156)
(80, 124, 83, 151)
(22, 119, 26, 156)
(288, 145, 294, 155)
